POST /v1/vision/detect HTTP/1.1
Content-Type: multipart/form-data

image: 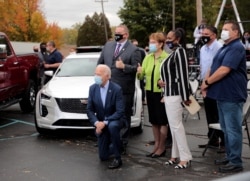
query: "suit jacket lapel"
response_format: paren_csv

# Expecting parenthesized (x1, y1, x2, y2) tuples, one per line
(112, 42, 118, 60)
(112, 42, 116, 54)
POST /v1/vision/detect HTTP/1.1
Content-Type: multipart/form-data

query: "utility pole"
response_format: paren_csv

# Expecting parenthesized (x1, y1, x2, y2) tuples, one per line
(196, 0, 202, 25)
(95, 0, 108, 41)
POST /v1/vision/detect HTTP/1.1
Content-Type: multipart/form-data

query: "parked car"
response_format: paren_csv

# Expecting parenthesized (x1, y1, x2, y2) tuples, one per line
(35, 52, 144, 134)
(0, 32, 40, 113)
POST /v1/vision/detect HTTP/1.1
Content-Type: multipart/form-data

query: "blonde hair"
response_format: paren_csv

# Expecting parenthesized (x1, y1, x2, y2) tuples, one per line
(149, 32, 166, 49)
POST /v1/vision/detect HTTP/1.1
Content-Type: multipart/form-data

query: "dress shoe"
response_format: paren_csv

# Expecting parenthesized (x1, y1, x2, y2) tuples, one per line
(219, 164, 243, 173)
(146, 152, 154, 157)
(151, 150, 166, 158)
(108, 158, 122, 169)
(214, 158, 229, 165)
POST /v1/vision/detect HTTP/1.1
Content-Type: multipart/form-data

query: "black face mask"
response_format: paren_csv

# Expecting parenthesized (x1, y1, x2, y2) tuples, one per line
(40, 47, 46, 53)
(166, 41, 178, 50)
(114, 34, 123, 42)
(201, 36, 211, 44)
(166, 41, 174, 49)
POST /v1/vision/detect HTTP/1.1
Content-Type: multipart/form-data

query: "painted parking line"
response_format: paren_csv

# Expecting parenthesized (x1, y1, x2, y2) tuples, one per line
(0, 117, 37, 141)
(0, 118, 35, 128)
(0, 133, 39, 141)
(0, 120, 18, 128)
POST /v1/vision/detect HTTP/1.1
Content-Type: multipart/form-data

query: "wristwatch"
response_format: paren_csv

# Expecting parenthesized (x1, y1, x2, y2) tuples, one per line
(205, 80, 210, 86)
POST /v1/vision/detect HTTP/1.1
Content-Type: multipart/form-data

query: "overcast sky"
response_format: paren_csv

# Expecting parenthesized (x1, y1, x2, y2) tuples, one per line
(42, 0, 124, 28)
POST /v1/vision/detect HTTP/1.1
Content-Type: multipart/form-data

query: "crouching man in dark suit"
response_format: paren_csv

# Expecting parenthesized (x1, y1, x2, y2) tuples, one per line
(87, 64, 124, 169)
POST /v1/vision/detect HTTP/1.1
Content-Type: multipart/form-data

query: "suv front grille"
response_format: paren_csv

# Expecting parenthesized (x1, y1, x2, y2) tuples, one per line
(52, 119, 93, 127)
(55, 98, 87, 114)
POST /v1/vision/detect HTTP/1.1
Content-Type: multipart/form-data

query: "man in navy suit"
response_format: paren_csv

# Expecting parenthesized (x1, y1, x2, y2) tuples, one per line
(87, 64, 124, 169)
(97, 24, 141, 153)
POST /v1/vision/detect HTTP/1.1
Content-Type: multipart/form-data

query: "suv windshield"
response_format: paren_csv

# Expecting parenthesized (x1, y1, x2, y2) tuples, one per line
(56, 57, 97, 77)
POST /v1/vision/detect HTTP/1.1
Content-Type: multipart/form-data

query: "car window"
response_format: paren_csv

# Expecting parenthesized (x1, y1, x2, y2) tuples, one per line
(55, 57, 97, 77)
(0, 35, 12, 56)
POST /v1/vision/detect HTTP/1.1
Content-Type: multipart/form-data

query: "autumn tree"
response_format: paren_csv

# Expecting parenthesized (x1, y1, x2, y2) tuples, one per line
(0, 0, 43, 41)
(45, 23, 63, 48)
(29, 11, 48, 42)
(0, 0, 63, 46)
(77, 12, 112, 46)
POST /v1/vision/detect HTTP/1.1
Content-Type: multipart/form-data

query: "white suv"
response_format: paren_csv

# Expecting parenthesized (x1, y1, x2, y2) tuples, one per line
(35, 52, 144, 134)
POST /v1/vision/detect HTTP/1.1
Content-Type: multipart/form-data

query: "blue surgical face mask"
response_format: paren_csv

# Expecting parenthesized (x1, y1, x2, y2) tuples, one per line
(94, 75, 102, 85)
(149, 43, 157, 53)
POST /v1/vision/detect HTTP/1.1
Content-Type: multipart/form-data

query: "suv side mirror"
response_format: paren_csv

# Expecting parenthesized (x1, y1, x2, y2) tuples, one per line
(44, 70, 54, 77)
(0, 44, 7, 59)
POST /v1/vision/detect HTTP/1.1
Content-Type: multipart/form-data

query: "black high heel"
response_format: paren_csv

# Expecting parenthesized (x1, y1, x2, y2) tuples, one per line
(151, 150, 166, 158)
(146, 152, 154, 157)
(174, 160, 191, 169)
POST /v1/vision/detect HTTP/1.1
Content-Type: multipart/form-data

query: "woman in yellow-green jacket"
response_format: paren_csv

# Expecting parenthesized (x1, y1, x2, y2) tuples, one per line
(137, 32, 171, 158)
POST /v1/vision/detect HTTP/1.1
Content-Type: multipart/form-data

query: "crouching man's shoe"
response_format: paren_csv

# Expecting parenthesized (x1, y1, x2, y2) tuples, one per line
(219, 164, 243, 173)
(108, 158, 122, 169)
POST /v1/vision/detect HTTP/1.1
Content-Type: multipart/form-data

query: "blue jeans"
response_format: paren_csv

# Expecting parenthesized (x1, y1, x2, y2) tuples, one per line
(217, 101, 244, 166)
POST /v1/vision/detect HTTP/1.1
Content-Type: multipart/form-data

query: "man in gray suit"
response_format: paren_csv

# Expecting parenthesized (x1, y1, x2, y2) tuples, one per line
(97, 24, 141, 153)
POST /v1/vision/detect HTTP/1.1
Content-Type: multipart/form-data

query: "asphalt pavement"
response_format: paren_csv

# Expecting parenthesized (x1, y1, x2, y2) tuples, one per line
(0, 103, 250, 181)
(124, 102, 250, 181)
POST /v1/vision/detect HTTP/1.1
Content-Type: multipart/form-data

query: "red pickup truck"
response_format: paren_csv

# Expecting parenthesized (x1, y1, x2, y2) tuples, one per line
(0, 32, 40, 113)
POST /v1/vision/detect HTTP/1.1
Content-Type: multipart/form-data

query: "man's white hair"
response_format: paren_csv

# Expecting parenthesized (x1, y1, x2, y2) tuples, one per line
(96, 64, 111, 78)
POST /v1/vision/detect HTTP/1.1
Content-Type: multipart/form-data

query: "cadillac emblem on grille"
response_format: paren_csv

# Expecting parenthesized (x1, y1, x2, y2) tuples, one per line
(80, 99, 88, 104)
